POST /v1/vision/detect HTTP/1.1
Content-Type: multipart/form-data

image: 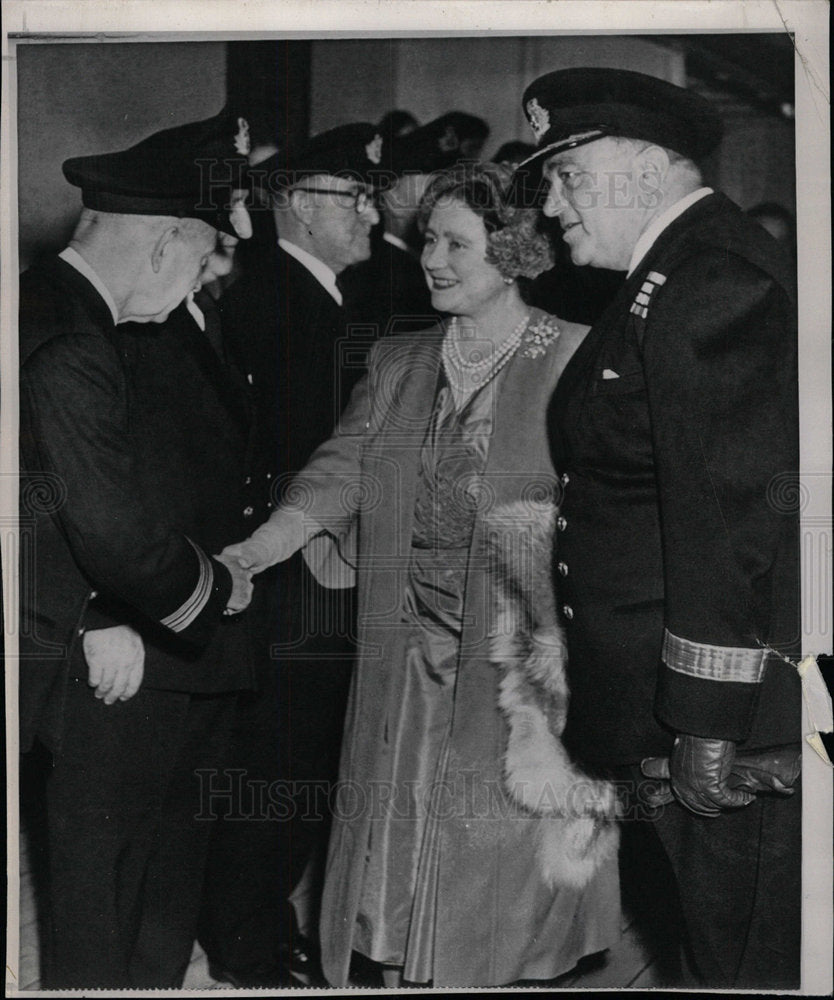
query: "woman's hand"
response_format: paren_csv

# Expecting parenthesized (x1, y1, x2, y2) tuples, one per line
(219, 510, 308, 579)
(214, 552, 255, 613)
(218, 538, 278, 575)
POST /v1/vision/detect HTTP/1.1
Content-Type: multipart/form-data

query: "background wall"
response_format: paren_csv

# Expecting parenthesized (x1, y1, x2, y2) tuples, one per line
(310, 35, 685, 155)
(15, 35, 795, 266)
(16, 41, 226, 267)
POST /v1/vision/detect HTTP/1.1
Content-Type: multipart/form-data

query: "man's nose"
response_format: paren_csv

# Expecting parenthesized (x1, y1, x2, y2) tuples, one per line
(363, 202, 381, 226)
(542, 180, 567, 219)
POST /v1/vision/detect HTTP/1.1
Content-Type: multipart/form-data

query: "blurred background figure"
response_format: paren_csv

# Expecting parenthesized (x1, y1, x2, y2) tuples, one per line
(210, 123, 383, 987)
(746, 201, 797, 276)
(746, 200, 796, 244)
(378, 108, 419, 139)
(493, 139, 536, 165)
(343, 111, 494, 337)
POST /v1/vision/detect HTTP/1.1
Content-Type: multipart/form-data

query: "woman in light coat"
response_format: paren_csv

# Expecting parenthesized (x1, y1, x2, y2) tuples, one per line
(224, 163, 620, 987)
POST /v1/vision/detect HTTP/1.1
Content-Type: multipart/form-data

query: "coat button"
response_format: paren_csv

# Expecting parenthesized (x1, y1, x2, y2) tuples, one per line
(562, 604, 574, 620)
(243, 506, 254, 518)
(557, 561, 568, 577)
(556, 515, 567, 531)
(89, 589, 98, 599)
(560, 473, 570, 487)
(244, 476, 252, 485)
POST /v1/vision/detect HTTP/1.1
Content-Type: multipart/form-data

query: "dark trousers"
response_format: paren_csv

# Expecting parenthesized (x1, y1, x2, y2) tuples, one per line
(619, 765, 801, 989)
(40, 677, 236, 989)
(198, 668, 285, 975)
(198, 563, 353, 972)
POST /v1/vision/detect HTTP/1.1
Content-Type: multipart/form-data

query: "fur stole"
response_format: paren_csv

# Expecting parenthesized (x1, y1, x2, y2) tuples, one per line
(486, 500, 619, 890)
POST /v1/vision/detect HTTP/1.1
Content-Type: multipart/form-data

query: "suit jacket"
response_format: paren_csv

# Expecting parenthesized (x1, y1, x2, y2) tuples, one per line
(548, 192, 801, 765)
(19, 256, 256, 751)
(219, 235, 356, 659)
(339, 230, 440, 337)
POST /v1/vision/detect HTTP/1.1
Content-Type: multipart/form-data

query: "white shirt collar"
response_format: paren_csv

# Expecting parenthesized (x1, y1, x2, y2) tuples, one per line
(58, 246, 120, 325)
(185, 292, 206, 331)
(627, 187, 713, 277)
(278, 238, 342, 305)
(383, 232, 412, 254)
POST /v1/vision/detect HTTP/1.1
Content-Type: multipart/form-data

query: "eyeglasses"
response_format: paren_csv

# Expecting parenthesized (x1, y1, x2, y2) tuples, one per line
(292, 186, 375, 213)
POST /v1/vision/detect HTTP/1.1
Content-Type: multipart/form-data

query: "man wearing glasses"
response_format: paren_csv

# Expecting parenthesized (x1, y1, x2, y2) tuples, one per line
(209, 123, 382, 986)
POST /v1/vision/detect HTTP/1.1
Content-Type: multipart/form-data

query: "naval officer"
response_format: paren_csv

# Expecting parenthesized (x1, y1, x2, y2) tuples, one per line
(19, 111, 256, 987)
(512, 68, 801, 988)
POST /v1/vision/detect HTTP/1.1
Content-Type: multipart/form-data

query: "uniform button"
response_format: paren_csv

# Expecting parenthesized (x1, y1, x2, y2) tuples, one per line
(266, 501, 273, 509)
(557, 561, 568, 577)
(244, 476, 252, 485)
(246, 373, 254, 384)
(560, 472, 570, 487)
(89, 589, 98, 599)
(77, 627, 85, 636)
(266, 473, 272, 480)
(562, 604, 574, 620)
(556, 515, 567, 531)
(243, 506, 254, 518)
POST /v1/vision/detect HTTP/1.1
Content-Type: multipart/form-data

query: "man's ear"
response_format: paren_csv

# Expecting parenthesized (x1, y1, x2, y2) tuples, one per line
(289, 189, 315, 226)
(638, 144, 671, 184)
(151, 225, 179, 274)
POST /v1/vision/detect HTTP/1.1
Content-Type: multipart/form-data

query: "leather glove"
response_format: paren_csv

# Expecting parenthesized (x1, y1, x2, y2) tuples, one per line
(641, 735, 755, 817)
(725, 747, 801, 795)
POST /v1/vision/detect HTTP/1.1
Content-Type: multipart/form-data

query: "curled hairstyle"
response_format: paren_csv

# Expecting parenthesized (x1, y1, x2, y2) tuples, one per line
(418, 162, 555, 281)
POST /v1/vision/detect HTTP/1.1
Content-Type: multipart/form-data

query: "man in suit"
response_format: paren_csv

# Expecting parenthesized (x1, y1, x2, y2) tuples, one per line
(512, 69, 801, 987)
(208, 123, 382, 984)
(19, 112, 257, 988)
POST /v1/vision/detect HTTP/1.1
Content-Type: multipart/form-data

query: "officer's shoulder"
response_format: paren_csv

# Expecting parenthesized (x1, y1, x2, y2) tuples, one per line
(23, 326, 120, 387)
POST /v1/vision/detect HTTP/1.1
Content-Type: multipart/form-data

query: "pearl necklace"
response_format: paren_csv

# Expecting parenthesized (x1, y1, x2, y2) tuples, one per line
(442, 314, 529, 396)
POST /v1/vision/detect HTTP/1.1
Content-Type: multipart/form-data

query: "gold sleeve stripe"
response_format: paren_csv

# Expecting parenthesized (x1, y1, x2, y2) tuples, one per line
(662, 629, 768, 684)
(160, 538, 213, 632)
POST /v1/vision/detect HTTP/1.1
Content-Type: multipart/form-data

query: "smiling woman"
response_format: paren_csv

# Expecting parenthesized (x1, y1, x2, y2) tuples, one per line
(220, 162, 620, 988)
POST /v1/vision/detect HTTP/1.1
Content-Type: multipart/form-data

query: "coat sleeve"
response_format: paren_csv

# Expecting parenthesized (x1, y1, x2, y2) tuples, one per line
(21, 332, 232, 647)
(640, 251, 798, 741)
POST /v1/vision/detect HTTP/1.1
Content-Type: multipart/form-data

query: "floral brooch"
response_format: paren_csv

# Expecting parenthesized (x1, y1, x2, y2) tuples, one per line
(520, 315, 561, 358)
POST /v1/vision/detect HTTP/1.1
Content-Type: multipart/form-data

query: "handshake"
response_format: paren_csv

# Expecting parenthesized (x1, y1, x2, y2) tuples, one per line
(214, 510, 306, 614)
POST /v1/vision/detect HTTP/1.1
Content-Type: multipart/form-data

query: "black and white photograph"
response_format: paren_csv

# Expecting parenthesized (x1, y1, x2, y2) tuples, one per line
(2, 0, 831, 994)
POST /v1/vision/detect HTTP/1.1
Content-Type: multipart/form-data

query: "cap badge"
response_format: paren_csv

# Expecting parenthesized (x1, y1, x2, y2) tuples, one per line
(526, 98, 551, 141)
(365, 134, 383, 164)
(234, 117, 251, 156)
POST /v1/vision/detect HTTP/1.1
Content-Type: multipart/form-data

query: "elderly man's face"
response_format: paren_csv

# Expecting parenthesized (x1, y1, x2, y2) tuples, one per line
(121, 219, 218, 324)
(542, 137, 656, 270)
(300, 174, 380, 274)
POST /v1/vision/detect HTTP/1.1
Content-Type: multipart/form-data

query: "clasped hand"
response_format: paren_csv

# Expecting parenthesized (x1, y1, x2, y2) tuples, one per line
(214, 551, 256, 614)
(641, 734, 799, 817)
(216, 519, 303, 614)
(83, 624, 144, 704)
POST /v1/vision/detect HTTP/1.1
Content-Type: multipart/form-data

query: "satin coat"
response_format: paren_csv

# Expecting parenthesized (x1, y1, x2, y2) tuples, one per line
(283, 316, 603, 985)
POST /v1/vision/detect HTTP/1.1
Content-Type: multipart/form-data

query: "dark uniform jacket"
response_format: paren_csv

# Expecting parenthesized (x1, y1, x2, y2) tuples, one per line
(548, 192, 801, 766)
(19, 256, 256, 751)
